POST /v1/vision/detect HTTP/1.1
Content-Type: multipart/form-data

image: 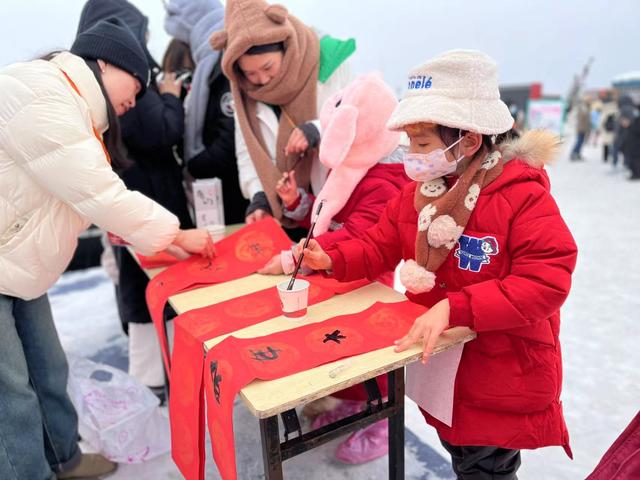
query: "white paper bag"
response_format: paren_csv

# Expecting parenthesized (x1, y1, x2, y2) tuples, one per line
(406, 343, 464, 427)
(67, 356, 170, 463)
(193, 178, 225, 227)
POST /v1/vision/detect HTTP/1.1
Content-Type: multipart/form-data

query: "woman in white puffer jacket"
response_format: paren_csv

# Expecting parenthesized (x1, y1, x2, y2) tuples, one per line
(0, 18, 214, 480)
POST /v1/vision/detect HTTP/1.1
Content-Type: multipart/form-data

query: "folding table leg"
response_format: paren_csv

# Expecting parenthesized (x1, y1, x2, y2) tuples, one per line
(363, 377, 384, 412)
(280, 409, 302, 442)
(387, 368, 405, 480)
(260, 415, 284, 480)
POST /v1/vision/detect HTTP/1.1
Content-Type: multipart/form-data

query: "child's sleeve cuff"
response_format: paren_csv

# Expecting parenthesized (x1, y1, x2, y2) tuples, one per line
(447, 292, 473, 328)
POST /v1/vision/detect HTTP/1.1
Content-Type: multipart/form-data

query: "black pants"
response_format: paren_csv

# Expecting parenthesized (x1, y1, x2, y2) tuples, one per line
(629, 156, 640, 179)
(440, 438, 521, 480)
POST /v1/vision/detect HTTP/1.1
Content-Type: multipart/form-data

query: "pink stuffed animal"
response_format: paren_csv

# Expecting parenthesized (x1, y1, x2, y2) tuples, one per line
(267, 72, 409, 279)
(311, 72, 401, 235)
(279, 73, 410, 464)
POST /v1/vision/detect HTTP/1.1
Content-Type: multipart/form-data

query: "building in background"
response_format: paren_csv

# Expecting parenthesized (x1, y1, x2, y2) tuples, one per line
(612, 71, 640, 105)
(500, 83, 566, 135)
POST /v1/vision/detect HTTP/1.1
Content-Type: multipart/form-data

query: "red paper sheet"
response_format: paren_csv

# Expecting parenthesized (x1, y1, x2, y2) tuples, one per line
(136, 251, 183, 269)
(145, 219, 293, 373)
(203, 301, 427, 480)
(169, 276, 370, 480)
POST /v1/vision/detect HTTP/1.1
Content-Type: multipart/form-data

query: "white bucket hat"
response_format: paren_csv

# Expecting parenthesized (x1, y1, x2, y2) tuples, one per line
(387, 49, 514, 135)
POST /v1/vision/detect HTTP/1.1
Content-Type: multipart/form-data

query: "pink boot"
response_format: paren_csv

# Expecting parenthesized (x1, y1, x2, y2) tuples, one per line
(311, 400, 363, 430)
(335, 419, 389, 464)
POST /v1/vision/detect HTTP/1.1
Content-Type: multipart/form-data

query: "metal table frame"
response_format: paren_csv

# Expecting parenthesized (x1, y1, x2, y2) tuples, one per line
(257, 368, 406, 480)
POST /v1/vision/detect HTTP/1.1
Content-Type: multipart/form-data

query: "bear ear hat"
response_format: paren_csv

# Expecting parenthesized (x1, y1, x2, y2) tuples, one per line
(210, 30, 228, 50)
(264, 4, 288, 23)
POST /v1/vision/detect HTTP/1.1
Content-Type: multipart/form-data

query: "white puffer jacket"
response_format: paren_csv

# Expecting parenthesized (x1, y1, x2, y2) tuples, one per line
(0, 52, 179, 300)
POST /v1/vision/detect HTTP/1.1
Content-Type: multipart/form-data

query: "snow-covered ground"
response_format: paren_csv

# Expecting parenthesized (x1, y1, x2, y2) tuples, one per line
(49, 135, 639, 479)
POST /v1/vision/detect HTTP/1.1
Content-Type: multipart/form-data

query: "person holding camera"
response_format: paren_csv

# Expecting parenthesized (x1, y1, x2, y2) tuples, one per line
(77, 0, 195, 392)
(165, 0, 249, 225)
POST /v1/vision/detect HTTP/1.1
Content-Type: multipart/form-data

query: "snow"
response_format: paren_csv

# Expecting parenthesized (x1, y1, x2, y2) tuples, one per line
(48, 134, 640, 479)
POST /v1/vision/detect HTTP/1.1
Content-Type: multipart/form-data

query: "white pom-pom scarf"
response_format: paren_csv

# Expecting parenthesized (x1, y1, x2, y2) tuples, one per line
(400, 150, 503, 294)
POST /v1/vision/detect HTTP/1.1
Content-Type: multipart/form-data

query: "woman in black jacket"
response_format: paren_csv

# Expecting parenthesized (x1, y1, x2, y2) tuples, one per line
(165, 0, 249, 225)
(77, 0, 194, 390)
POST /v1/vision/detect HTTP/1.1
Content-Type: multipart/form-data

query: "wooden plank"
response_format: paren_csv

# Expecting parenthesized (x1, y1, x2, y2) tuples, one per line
(239, 327, 475, 419)
(203, 282, 406, 349)
(198, 281, 474, 418)
(131, 236, 476, 420)
(170, 273, 287, 314)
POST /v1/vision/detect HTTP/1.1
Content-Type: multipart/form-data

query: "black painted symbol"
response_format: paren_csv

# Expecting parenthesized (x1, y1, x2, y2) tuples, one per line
(210, 360, 222, 404)
(249, 346, 281, 362)
(202, 260, 225, 272)
(323, 330, 346, 344)
(249, 243, 264, 256)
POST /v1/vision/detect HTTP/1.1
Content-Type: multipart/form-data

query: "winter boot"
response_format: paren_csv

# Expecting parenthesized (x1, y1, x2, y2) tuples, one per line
(57, 453, 117, 479)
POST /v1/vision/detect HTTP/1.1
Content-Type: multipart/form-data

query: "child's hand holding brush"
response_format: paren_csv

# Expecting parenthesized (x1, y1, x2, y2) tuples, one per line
(294, 238, 332, 272)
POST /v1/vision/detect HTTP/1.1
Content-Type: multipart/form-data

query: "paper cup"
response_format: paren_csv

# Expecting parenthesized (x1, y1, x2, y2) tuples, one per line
(277, 279, 310, 319)
(205, 224, 226, 243)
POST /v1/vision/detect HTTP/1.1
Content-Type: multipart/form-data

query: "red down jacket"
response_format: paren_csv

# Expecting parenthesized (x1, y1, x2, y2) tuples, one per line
(326, 136, 578, 454)
(300, 162, 409, 400)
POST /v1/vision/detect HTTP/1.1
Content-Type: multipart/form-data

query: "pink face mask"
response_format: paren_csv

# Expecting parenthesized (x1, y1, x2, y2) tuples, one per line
(403, 135, 465, 182)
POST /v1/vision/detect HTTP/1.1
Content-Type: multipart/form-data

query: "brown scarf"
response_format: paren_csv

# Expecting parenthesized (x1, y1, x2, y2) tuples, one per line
(400, 149, 504, 294)
(213, 0, 320, 221)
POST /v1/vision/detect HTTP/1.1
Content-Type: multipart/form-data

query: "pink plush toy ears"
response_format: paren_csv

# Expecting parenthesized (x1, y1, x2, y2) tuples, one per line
(319, 105, 359, 169)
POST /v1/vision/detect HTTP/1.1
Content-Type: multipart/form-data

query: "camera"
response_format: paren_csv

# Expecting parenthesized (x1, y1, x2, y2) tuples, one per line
(156, 68, 193, 89)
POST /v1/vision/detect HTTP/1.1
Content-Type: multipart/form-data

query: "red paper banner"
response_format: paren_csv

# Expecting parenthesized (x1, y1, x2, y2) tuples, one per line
(145, 218, 293, 373)
(169, 276, 370, 480)
(203, 301, 427, 480)
(136, 251, 182, 269)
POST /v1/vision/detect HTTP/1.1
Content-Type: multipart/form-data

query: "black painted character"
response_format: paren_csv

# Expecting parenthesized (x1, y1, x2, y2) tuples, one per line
(250, 346, 281, 362)
(210, 360, 222, 404)
(249, 243, 264, 257)
(201, 260, 225, 272)
(323, 329, 346, 344)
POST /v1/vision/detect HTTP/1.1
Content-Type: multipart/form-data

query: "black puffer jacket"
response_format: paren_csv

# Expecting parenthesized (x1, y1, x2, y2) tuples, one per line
(622, 116, 640, 158)
(78, 0, 192, 328)
(78, 0, 192, 227)
(186, 58, 248, 225)
(119, 90, 192, 227)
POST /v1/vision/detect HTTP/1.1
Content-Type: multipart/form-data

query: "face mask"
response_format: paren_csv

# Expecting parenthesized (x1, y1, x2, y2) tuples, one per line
(404, 135, 465, 182)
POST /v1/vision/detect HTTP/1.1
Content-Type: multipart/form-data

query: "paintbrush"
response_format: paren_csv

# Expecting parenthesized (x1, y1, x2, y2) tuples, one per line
(282, 153, 305, 185)
(287, 199, 325, 291)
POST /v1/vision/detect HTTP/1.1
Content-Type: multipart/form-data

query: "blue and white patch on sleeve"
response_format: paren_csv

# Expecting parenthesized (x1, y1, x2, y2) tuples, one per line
(454, 235, 499, 272)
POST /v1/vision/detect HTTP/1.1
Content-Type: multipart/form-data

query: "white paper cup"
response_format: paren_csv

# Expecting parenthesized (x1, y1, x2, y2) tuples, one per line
(277, 279, 310, 319)
(205, 224, 226, 243)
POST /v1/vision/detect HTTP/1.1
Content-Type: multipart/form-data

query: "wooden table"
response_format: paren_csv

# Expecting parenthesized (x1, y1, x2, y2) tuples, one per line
(132, 231, 476, 479)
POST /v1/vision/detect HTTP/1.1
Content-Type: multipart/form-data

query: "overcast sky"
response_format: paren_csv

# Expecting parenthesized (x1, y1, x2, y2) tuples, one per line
(2, 0, 638, 96)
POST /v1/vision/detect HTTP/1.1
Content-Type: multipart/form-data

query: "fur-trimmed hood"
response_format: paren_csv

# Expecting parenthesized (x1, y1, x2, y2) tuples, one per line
(501, 129, 561, 167)
(485, 129, 561, 193)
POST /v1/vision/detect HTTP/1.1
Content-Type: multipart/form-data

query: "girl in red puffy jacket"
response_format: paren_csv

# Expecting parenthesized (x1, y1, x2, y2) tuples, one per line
(297, 50, 578, 479)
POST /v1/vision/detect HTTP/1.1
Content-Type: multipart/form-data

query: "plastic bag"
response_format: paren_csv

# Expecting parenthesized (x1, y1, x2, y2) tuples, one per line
(67, 355, 170, 463)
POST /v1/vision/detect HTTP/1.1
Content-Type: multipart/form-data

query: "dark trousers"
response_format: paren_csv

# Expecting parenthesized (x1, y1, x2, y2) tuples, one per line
(629, 157, 640, 179)
(571, 132, 586, 159)
(440, 438, 521, 480)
